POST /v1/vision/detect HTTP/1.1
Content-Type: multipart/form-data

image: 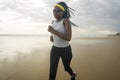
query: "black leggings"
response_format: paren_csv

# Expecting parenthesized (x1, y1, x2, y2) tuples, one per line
(49, 45, 74, 80)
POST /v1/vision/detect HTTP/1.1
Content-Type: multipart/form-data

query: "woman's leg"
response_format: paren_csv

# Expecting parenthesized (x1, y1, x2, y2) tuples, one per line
(61, 45, 77, 80)
(49, 46, 60, 80)
(61, 45, 73, 76)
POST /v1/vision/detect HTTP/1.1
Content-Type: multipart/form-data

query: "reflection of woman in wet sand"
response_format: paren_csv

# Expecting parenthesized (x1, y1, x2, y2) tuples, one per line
(48, 2, 77, 80)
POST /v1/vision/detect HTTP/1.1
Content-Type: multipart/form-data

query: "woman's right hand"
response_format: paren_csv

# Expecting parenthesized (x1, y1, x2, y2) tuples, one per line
(48, 25, 55, 33)
(50, 35, 54, 42)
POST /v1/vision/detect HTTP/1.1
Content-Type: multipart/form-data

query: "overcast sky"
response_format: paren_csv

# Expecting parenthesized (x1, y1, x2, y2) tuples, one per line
(0, 0, 120, 37)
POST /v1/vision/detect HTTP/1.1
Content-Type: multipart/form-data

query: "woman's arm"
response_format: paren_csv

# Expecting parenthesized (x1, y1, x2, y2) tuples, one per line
(48, 19, 72, 41)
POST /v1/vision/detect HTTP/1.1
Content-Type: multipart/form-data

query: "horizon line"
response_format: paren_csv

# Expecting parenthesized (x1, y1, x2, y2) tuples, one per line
(0, 34, 49, 37)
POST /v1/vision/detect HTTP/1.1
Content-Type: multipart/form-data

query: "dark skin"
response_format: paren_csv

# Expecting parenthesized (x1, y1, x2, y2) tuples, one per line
(48, 6, 72, 42)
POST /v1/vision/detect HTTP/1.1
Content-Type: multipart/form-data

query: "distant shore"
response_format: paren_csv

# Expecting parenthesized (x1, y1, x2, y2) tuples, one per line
(108, 32, 120, 37)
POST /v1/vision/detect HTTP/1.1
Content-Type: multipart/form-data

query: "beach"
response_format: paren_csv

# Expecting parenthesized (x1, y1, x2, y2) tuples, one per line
(0, 36, 120, 80)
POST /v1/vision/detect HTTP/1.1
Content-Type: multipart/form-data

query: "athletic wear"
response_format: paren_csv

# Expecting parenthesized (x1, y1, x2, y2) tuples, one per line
(49, 45, 73, 80)
(51, 19, 69, 47)
(49, 19, 75, 80)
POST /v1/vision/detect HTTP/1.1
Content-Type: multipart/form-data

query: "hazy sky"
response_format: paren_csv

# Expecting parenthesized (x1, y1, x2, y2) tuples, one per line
(0, 0, 120, 37)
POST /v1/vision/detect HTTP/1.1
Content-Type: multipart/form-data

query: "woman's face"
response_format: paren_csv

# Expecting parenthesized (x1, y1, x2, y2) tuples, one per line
(53, 6, 64, 20)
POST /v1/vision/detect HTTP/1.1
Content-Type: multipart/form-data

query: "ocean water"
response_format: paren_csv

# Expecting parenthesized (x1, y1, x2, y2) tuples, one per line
(0, 35, 51, 61)
(0, 36, 118, 61)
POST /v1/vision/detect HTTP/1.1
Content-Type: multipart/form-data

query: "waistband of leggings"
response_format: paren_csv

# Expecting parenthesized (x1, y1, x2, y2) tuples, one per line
(53, 45, 71, 49)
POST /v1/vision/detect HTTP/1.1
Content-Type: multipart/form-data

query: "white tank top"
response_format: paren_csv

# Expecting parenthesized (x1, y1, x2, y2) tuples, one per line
(51, 19, 69, 48)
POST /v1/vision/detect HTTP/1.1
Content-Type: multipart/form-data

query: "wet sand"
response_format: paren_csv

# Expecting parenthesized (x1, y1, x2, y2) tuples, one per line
(0, 37, 120, 80)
